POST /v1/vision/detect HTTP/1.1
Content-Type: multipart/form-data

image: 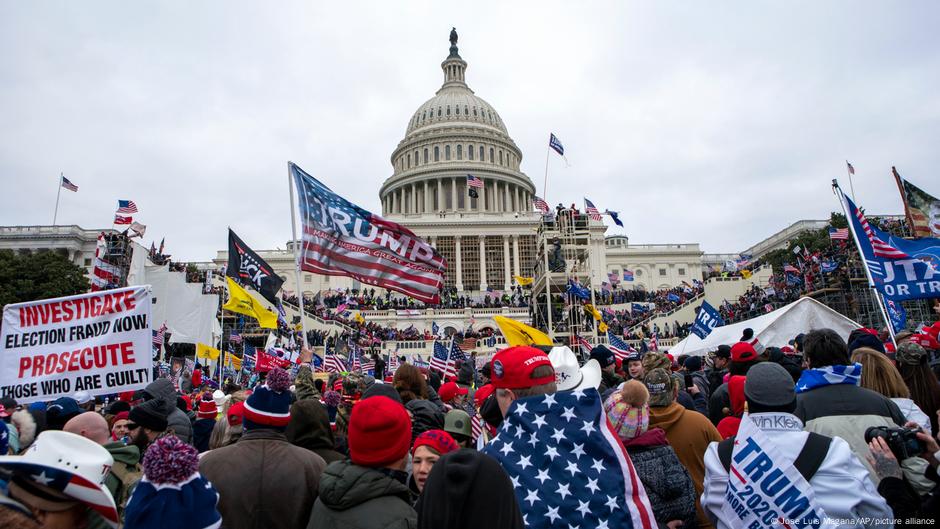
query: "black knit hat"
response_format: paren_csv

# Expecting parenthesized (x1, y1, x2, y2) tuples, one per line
(129, 400, 169, 432)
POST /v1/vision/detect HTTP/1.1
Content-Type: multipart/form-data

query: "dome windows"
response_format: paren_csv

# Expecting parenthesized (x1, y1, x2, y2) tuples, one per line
(457, 145, 463, 160)
(437, 107, 442, 117)
(468, 144, 474, 160)
(498, 150, 503, 165)
(434, 146, 440, 162)
(473, 107, 478, 117)
(445, 145, 451, 160)
(479, 145, 484, 160)
(424, 148, 429, 164)
(446, 106, 451, 116)
(489, 147, 494, 163)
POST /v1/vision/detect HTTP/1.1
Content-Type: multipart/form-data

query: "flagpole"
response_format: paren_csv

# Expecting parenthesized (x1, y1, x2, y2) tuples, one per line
(831, 179, 895, 347)
(53, 173, 63, 225)
(542, 142, 551, 204)
(891, 166, 917, 237)
(845, 161, 857, 203)
(287, 161, 310, 349)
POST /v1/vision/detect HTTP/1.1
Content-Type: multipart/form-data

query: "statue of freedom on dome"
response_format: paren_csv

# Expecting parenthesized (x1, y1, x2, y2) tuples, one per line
(449, 27, 458, 46)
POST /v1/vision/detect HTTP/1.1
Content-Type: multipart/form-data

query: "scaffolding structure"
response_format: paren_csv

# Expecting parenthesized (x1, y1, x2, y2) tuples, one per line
(96, 232, 134, 290)
(530, 210, 598, 344)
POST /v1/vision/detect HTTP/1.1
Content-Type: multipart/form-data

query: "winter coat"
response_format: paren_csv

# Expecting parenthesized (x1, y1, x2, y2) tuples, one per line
(704, 367, 727, 396)
(648, 401, 722, 529)
(143, 378, 193, 444)
(286, 399, 345, 464)
(405, 400, 444, 443)
(192, 418, 216, 453)
(200, 428, 327, 529)
(307, 460, 417, 529)
(689, 370, 711, 400)
(623, 428, 696, 526)
(794, 382, 906, 485)
(707, 382, 730, 425)
(891, 397, 932, 436)
(702, 412, 893, 529)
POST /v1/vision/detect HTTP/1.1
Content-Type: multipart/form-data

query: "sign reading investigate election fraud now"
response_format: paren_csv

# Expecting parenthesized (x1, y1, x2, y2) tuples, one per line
(0, 286, 153, 404)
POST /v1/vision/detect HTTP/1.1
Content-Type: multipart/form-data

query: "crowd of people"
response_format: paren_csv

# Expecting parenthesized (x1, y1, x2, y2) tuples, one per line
(3, 316, 939, 528)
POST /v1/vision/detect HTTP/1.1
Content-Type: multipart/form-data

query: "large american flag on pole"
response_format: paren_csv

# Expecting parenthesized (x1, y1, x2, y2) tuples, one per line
(844, 192, 909, 259)
(291, 162, 446, 304)
(532, 196, 550, 214)
(324, 347, 347, 373)
(467, 174, 484, 188)
(482, 390, 656, 529)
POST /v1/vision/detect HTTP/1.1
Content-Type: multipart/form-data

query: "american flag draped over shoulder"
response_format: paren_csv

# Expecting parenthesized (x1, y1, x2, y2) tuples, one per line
(584, 198, 603, 221)
(291, 162, 446, 304)
(482, 390, 656, 529)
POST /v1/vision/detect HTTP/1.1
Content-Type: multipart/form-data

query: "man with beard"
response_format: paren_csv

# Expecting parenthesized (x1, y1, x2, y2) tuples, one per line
(126, 399, 170, 456)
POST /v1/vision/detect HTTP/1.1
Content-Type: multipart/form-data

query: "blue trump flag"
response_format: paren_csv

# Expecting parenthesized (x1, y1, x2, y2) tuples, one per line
(549, 133, 565, 156)
(885, 299, 907, 334)
(842, 190, 940, 301)
(690, 301, 723, 339)
(482, 390, 656, 528)
(666, 292, 680, 303)
(567, 280, 591, 300)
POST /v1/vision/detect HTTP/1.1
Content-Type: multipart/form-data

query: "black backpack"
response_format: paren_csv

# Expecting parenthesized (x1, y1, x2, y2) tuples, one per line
(717, 432, 832, 481)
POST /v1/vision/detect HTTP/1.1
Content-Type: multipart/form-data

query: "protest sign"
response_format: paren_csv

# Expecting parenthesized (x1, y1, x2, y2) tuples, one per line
(1, 286, 153, 404)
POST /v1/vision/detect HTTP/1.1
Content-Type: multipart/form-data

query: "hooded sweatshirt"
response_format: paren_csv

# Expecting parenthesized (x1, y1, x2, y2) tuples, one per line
(143, 378, 193, 443)
(415, 449, 524, 529)
(286, 399, 345, 464)
(648, 401, 721, 529)
(307, 460, 417, 529)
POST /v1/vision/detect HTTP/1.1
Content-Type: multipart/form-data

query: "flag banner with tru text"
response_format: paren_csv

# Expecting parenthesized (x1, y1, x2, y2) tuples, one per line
(722, 414, 836, 529)
(291, 162, 446, 304)
(691, 301, 724, 339)
(842, 191, 940, 301)
(227, 229, 284, 305)
(0, 286, 153, 404)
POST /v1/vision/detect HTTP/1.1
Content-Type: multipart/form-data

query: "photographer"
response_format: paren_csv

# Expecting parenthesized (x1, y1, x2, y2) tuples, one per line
(866, 412, 940, 522)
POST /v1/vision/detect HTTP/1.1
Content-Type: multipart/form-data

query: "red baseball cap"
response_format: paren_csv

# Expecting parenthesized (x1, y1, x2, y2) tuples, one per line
(474, 384, 495, 408)
(438, 381, 468, 403)
(490, 346, 555, 390)
(731, 342, 758, 363)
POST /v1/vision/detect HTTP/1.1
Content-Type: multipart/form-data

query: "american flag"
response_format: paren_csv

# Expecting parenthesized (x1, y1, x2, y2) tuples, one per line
(291, 162, 446, 304)
(152, 322, 167, 355)
(114, 215, 133, 225)
(828, 227, 849, 240)
(458, 336, 478, 352)
(360, 352, 375, 374)
(229, 331, 242, 344)
(387, 354, 400, 374)
(470, 414, 484, 442)
(324, 348, 347, 373)
(607, 331, 637, 361)
(482, 390, 656, 529)
(846, 160, 855, 175)
(649, 333, 659, 352)
(576, 336, 594, 358)
(60, 175, 78, 192)
(533, 196, 550, 214)
(844, 193, 909, 259)
(584, 198, 603, 221)
(116, 200, 138, 214)
(467, 174, 484, 188)
(783, 263, 801, 273)
(430, 339, 457, 378)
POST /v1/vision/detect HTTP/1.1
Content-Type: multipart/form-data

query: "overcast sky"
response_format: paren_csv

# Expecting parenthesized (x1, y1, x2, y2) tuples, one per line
(2, 1, 938, 261)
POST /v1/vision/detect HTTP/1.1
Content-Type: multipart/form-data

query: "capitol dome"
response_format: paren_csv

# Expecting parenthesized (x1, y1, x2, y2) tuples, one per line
(380, 30, 536, 217)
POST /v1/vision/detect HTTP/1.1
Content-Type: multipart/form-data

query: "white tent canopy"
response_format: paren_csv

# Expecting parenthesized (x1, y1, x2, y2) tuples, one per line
(671, 297, 861, 357)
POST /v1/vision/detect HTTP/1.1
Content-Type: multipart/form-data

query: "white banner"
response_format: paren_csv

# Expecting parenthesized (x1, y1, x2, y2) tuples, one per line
(1, 286, 153, 403)
(722, 414, 835, 529)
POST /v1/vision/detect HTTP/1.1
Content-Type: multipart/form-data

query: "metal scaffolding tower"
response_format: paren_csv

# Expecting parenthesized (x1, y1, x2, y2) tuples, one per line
(530, 210, 598, 344)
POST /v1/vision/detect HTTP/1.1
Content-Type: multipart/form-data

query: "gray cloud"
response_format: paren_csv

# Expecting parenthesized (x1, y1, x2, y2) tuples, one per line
(1, 1, 938, 261)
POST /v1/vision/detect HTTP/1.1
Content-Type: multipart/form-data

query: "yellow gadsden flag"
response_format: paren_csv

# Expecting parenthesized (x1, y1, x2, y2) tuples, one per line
(514, 275, 534, 286)
(196, 343, 221, 361)
(493, 315, 553, 347)
(223, 277, 278, 329)
(740, 269, 753, 280)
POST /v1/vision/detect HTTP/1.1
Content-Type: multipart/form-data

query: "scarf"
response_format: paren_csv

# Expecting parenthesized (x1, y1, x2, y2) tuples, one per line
(795, 363, 862, 393)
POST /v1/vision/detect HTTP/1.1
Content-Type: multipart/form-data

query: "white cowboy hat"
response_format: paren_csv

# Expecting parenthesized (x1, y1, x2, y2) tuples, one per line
(0, 430, 119, 527)
(548, 346, 602, 391)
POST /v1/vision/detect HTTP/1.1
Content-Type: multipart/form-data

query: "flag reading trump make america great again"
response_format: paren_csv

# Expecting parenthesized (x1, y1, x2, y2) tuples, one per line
(290, 162, 446, 304)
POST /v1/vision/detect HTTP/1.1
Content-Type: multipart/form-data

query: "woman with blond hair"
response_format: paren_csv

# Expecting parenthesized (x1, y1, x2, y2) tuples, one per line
(851, 347, 931, 434)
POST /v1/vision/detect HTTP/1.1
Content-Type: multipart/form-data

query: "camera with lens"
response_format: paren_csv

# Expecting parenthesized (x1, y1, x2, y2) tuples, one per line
(864, 425, 926, 460)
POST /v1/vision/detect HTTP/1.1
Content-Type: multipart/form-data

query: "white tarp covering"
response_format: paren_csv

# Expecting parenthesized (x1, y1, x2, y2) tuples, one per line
(130, 264, 219, 345)
(671, 297, 861, 357)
